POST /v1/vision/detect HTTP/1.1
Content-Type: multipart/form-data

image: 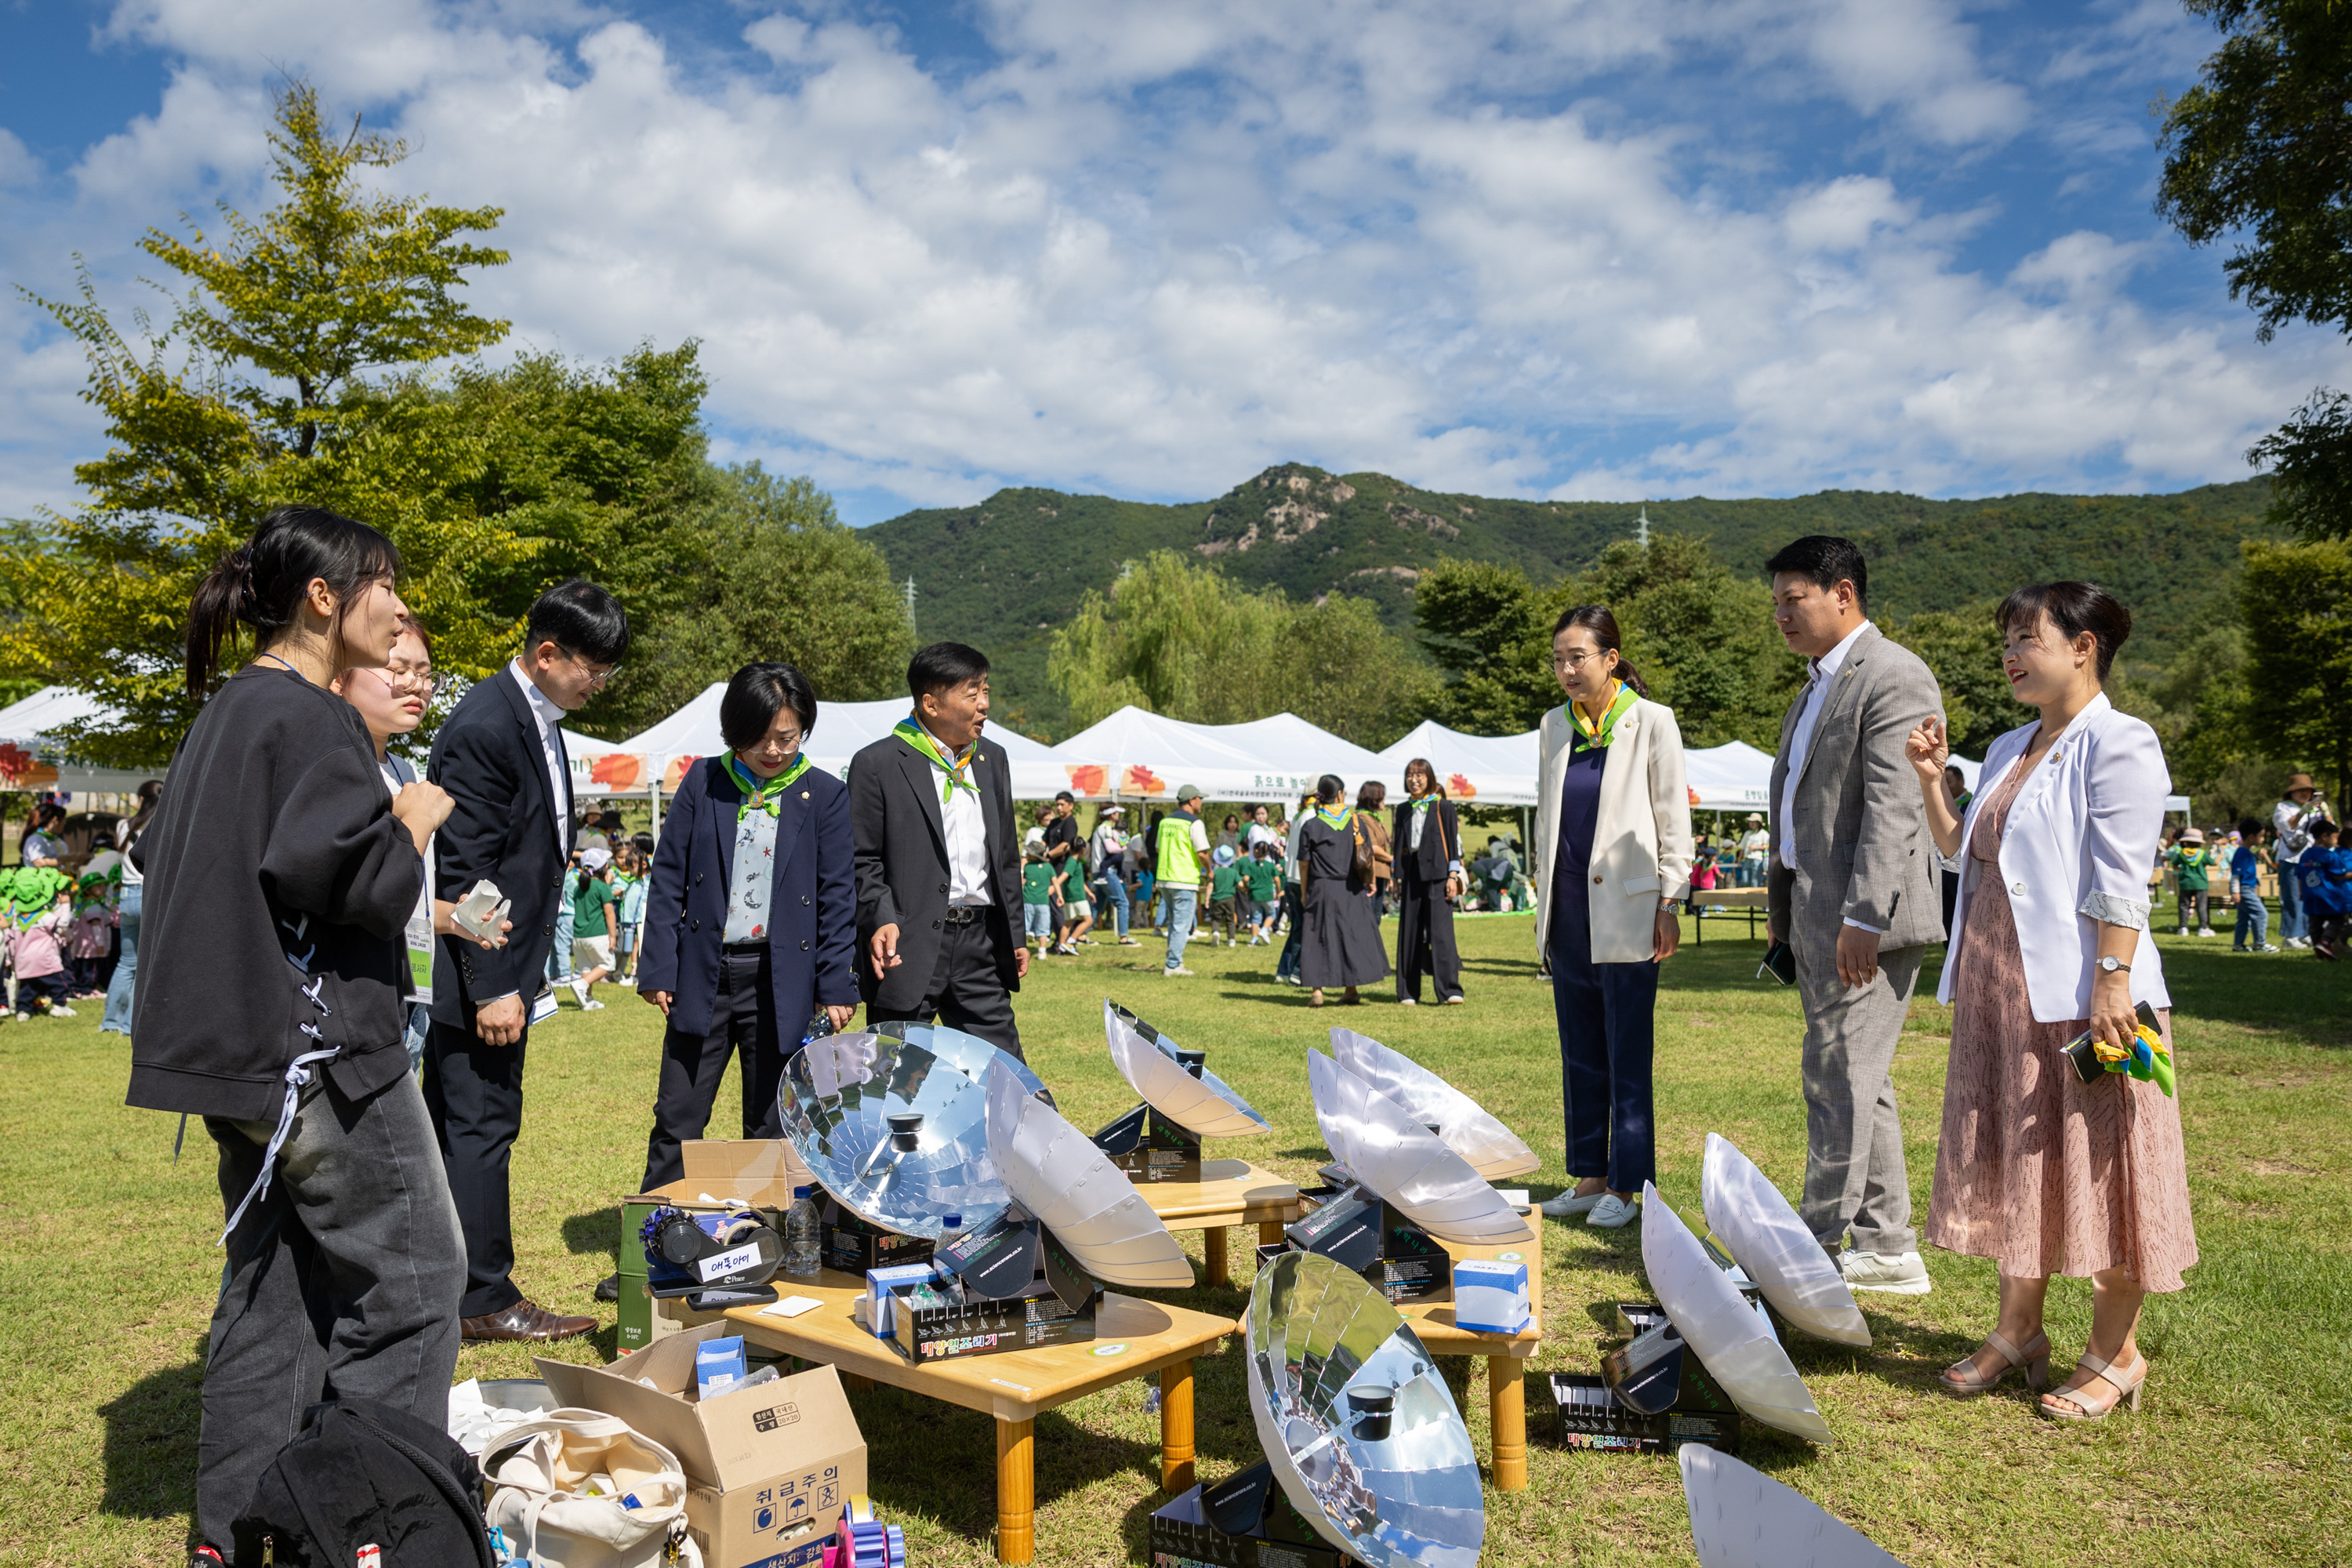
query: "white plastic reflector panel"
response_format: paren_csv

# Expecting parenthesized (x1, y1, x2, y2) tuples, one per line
(1104, 1000, 1272, 1139)
(985, 1061, 1193, 1289)
(1308, 1053, 1533, 1247)
(1680, 1445, 1905, 1567)
(1642, 1183, 1832, 1445)
(1700, 1133, 1870, 1348)
(1328, 1027, 1537, 1179)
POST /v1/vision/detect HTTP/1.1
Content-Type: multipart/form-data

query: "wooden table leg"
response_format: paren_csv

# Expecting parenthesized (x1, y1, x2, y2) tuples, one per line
(1488, 1356, 1526, 1492)
(1259, 1219, 1285, 1248)
(843, 1372, 873, 1392)
(1161, 1358, 1196, 1494)
(1203, 1225, 1229, 1287)
(996, 1416, 1035, 1563)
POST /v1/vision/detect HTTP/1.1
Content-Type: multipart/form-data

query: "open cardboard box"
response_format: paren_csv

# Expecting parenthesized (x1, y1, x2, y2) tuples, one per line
(539, 1323, 866, 1568)
(620, 1141, 818, 1352)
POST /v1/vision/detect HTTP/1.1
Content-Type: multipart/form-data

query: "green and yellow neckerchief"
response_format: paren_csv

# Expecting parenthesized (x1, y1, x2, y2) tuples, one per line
(1313, 804, 1354, 832)
(1567, 680, 1638, 753)
(724, 753, 811, 822)
(894, 717, 978, 803)
(1407, 788, 1442, 817)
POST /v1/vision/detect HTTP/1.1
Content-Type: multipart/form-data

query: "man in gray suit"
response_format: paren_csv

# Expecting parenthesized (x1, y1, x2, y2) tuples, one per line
(1765, 537, 1946, 1296)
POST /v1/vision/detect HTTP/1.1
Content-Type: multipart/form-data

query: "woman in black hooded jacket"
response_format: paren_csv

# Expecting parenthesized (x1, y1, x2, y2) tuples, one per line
(128, 506, 466, 1565)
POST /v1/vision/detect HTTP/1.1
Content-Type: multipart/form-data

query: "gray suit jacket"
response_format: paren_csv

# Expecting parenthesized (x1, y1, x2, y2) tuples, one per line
(1766, 623, 1946, 953)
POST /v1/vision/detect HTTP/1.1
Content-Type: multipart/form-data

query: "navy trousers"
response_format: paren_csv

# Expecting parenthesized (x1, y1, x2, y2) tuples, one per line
(1548, 879, 1658, 1193)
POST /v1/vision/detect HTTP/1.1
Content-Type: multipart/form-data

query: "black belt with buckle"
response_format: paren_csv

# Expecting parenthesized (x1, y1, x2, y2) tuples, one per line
(722, 940, 768, 956)
(942, 905, 986, 925)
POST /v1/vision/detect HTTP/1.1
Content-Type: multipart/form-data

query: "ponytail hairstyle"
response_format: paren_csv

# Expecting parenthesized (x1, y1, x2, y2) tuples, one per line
(185, 506, 401, 699)
(1551, 604, 1649, 698)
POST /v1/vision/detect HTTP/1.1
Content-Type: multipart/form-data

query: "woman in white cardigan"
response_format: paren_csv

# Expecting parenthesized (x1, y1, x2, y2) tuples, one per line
(1533, 606, 1693, 1229)
(1906, 582, 2195, 1423)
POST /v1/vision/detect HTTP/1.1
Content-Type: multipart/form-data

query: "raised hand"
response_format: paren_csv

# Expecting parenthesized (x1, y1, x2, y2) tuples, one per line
(1905, 716, 1949, 783)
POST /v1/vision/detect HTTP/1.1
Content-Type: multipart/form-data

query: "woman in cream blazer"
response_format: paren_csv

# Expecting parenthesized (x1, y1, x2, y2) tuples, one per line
(1533, 605, 1693, 1228)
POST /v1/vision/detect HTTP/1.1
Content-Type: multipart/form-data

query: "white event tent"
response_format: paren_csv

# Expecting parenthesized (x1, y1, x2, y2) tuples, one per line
(1054, 705, 1388, 804)
(1371, 720, 1780, 811)
(0, 685, 175, 794)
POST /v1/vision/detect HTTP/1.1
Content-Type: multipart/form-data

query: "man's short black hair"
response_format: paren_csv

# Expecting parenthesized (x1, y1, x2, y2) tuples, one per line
(527, 579, 630, 665)
(908, 641, 990, 700)
(1765, 535, 1869, 613)
(1054, 790, 1075, 804)
(720, 661, 818, 751)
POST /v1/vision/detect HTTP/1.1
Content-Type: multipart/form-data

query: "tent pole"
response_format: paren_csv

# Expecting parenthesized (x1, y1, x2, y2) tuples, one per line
(650, 770, 663, 844)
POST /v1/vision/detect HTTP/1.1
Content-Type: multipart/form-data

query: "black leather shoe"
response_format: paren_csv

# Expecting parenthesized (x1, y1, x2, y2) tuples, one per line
(461, 1298, 597, 1342)
(593, 1273, 621, 1302)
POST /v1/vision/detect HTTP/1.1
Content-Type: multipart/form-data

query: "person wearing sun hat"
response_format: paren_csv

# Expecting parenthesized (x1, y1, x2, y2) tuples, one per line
(2274, 773, 2329, 948)
(2166, 827, 2215, 937)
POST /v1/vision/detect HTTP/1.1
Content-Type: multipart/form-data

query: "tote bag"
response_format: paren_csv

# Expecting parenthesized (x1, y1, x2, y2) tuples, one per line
(485, 1409, 703, 1568)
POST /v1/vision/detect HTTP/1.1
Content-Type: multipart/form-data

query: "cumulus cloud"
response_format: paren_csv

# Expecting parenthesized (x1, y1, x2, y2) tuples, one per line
(0, 0, 2340, 527)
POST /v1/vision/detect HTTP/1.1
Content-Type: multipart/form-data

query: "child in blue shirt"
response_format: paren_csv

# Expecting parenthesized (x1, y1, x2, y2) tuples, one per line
(2230, 817, 2278, 953)
(2300, 820, 2348, 960)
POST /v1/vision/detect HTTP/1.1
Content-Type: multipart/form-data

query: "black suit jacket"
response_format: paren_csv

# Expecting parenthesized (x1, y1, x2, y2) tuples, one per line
(1392, 799, 1463, 882)
(426, 666, 572, 1026)
(635, 756, 859, 1037)
(848, 729, 1022, 1011)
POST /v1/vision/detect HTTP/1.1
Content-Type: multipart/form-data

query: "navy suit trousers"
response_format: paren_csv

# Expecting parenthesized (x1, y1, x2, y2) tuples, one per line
(1548, 879, 1658, 1193)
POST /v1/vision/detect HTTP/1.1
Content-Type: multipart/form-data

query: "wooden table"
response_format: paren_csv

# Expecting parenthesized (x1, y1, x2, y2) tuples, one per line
(1389, 1223, 1544, 1492)
(724, 1271, 1236, 1563)
(1135, 1158, 1303, 1287)
(1689, 885, 1768, 944)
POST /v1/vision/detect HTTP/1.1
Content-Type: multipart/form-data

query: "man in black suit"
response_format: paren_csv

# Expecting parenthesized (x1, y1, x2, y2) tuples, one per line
(424, 580, 628, 1341)
(850, 641, 1029, 1057)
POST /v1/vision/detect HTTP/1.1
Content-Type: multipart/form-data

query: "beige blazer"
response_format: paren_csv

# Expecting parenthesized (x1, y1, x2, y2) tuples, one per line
(1534, 696, 1694, 964)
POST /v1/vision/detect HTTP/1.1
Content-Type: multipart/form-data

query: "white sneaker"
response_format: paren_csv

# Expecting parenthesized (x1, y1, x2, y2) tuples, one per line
(1838, 1249, 1933, 1294)
(1586, 1192, 1640, 1229)
(581, 999, 605, 1011)
(1164, 966, 1196, 977)
(2198, 927, 2216, 938)
(2260, 943, 2282, 953)
(51, 1004, 78, 1018)
(1398, 996, 1417, 1007)
(1538, 1189, 1604, 1218)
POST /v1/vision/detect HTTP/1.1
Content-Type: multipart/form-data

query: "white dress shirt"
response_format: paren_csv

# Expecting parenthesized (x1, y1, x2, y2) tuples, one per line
(916, 721, 991, 905)
(1777, 619, 1881, 935)
(510, 659, 572, 862)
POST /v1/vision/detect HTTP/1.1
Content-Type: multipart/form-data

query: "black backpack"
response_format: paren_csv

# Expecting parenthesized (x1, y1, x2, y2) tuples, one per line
(231, 1398, 494, 1567)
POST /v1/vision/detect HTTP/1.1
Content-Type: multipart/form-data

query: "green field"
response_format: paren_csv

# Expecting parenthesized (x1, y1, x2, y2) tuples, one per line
(2, 914, 2346, 1566)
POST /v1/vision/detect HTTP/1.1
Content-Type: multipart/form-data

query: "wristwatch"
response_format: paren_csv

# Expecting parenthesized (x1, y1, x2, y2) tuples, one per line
(2097, 955, 2132, 975)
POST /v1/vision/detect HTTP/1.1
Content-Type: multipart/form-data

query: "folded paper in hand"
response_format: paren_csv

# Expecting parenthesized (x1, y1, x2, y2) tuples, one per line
(452, 880, 510, 943)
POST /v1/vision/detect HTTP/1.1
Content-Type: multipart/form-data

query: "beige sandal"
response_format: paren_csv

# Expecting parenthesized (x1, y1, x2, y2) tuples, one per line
(2039, 1350, 2146, 1421)
(1938, 1329, 2050, 1396)
(1309, 989, 1326, 1007)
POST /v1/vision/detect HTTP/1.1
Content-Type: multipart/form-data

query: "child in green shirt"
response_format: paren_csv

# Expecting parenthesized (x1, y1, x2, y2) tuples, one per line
(1243, 846, 1281, 945)
(1022, 845, 1056, 953)
(2168, 831, 2216, 937)
(1209, 846, 1244, 945)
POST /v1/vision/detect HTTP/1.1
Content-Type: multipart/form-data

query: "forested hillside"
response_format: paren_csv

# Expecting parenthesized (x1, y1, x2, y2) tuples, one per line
(866, 465, 2281, 738)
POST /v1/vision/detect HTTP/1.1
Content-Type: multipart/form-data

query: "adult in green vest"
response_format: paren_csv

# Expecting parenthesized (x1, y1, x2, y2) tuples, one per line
(1156, 785, 1211, 976)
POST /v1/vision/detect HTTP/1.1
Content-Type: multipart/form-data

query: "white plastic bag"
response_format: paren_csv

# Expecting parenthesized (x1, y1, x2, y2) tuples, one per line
(485, 1409, 703, 1568)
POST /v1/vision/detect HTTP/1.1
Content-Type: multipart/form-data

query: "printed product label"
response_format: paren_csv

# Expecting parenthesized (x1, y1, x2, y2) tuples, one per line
(699, 1242, 761, 1281)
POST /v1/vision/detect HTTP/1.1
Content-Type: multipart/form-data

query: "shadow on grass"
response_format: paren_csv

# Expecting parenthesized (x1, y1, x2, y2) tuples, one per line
(98, 1348, 201, 1530)
(2158, 940, 2350, 1051)
(562, 1207, 620, 1257)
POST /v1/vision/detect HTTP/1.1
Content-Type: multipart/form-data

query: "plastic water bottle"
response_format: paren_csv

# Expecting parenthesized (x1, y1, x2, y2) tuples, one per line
(938, 1213, 962, 1255)
(783, 1185, 822, 1277)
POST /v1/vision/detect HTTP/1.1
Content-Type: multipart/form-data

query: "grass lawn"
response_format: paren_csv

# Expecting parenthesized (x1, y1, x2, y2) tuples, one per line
(2, 913, 2347, 1566)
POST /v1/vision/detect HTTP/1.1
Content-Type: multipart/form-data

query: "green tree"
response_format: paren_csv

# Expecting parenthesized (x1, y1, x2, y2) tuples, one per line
(2240, 536, 2352, 801)
(1581, 535, 1803, 749)
(1412, 559, 1559, 733)
(2158, 1, 2352, 539)
(1884, 601, 2031, 757)
(1287, 593, 1443, 748)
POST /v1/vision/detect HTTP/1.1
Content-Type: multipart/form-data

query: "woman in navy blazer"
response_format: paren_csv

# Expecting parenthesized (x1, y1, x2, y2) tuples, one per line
(633, 662, 858, 1194)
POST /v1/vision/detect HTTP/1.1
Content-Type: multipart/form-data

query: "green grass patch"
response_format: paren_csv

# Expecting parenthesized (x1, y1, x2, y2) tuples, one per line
(2, 916, 2346, 1565)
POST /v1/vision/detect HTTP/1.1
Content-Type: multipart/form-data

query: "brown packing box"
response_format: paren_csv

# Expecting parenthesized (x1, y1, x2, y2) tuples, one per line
(620, 1141, 818, 1352)
(539, 1323, 867, 1568)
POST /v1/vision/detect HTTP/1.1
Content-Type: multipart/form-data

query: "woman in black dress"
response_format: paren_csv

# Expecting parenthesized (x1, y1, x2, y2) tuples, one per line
(1298, 773, 1390, 1007)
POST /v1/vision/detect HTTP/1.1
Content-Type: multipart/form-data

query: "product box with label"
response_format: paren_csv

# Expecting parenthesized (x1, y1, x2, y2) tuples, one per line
(1548, 1362, 1741, 1457)
(1149, 1461, 1358, 1568)
(1452, 1258, 1531, 1334)
(820, 1199, 935, 1277)
(1091, 1101, 1203, 1185)
(538, 1323, 866, 1568)
(1283, 1185, 1450, 1304)
(621, 1141, 816, 1352)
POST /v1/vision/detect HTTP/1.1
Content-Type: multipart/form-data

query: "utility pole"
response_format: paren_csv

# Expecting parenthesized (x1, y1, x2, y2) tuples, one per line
(903, 575, 917, 637)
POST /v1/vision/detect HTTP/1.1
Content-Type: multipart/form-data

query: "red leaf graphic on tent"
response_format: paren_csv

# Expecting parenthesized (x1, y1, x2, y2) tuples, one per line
(1446, 774, 1477, 799)
(1687, 786, 1702, 805)
(1065, 764, 1107, 796)
(1124, 764, 1167, 795)
(590, 753, 644, 789)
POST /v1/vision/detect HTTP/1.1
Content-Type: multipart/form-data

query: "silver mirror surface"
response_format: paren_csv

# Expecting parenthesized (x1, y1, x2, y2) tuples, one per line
(871, 1018, 1052, 1102)
(1641, 1184, 1833, 1444)
(1680, 1445, 1906, 1567)
(1327, 1027, 1538, 1179)
(779, 1031, 1009, 1239)
(1308, 1052, 1534, 1246)
(1700, 1134, 1871, 1347)
(1104, 1000, 1272, 1138)
(1245, 1250, 1484, 1568)
(984, 1061, 1194, 1288)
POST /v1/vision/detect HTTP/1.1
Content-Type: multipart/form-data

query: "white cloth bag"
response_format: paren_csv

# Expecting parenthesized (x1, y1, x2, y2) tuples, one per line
(485, 1409, 703, 1568)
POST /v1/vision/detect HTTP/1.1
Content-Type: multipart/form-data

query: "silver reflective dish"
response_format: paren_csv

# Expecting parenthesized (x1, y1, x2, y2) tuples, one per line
(1308, 1052, 1533, 1246)
(1246, 1250, 1484, 1568)
(984, 1061, 1193, 1289)
(1700, 1134, 1870, 1348)
(1105, 1000, 1272, 1138)
(1642, 1183, 1832, 1444)
(1327, 1028, 1537, 1180)
(1680, 1444, 1907, 1567)
(779, 1031, 1009, 1238)
(871, 1018, 1052, 1103)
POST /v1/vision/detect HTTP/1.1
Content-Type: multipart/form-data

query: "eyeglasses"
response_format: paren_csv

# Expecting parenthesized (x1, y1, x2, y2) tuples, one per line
(375, 666, 436, 695)
(1552, 649, 1606, 670)
(562, 648, 619, 688)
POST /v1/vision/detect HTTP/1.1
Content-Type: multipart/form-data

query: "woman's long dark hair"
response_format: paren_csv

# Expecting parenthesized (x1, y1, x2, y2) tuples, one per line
(1552, 604, 1649, 697)
(122, 779, 163, 851)
(1315, 774, 1345, 805)
(186, 506, 401, 698)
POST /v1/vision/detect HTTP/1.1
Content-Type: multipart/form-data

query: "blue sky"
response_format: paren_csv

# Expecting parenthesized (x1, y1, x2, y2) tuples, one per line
(2, 0, 2343, 525)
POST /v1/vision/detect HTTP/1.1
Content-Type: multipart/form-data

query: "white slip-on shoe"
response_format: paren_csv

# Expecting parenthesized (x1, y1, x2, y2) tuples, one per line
(1585, 1192, 1641, 1229)
(1839, 1248, 1933, 1294)
(1537, 1189, 1605, 1218)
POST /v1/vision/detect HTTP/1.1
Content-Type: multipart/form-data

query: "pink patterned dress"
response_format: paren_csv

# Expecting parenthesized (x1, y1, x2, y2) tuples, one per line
(1924, 759, 2199, 1292)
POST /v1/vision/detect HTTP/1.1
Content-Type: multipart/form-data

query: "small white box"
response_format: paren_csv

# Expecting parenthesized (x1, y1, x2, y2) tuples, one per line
(1453, 1258, 1531, 1334)
(864, 1263, 939, 1341)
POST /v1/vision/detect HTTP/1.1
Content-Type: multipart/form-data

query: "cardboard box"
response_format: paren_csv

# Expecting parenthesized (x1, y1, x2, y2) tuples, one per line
(820, 1200, 935, 1277)
(539, 1323, 866, 1568)
(1283, 1188, 1449, 1304)
(1092, 1102, 1204, 1185)
(621, 1141, 817, 1352)
(1548, 1365, 1741, 1457)
(1452, 1258, 1531, 1334)
(1149, 1461, 1358, 1568)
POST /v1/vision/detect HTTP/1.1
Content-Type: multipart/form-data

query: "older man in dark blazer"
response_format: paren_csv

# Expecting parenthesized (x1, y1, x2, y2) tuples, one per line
(1764, 537, 1946, 1298)
(425, 579, 626, 1342)
(849, 641, 1029, 1058)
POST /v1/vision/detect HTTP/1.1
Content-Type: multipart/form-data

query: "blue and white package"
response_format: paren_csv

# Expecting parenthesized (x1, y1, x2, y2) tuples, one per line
(695, 1334, 747, 1399)
(1453, 1257, 1531, 1334)
(864, 1263, 940, 1341)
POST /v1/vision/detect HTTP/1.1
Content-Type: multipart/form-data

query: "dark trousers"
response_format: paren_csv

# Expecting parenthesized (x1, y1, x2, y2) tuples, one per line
(1396, 869, 1462, 1002)
(1940, 868, 1959, 939)
(1548, 880, 1657, 1193)
(868, 913, 1024, 1060)
(422, 1018, 529, 1318)
(198, 1073, 464, 1551)
(641, 948, 786, 1191)
(1276, 885, 1305, 981)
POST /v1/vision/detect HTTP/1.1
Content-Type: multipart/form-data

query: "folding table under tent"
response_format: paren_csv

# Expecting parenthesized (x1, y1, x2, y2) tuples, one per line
(1052, 704, 1387, 804)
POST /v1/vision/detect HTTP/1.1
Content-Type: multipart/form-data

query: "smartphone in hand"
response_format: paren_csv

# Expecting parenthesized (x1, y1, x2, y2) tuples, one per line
(1757, 939, 1796, 985)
